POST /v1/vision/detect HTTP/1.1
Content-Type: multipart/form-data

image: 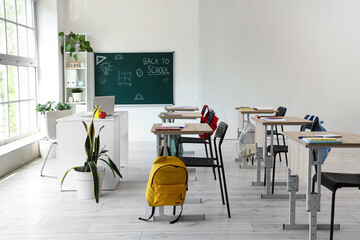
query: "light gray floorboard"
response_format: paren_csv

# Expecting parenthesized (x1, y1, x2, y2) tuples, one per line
(0, 139, 360, 239)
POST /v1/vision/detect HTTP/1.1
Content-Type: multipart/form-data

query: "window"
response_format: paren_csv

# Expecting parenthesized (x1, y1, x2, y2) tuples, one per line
(0, 0, 37, 145)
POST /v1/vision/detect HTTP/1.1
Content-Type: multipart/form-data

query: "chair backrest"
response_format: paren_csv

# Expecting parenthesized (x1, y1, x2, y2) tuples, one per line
(45, 110, 72, 140)
(214, 121, 228, 145)
(275, 106, 287, 117)
(300, 115, 319, 132)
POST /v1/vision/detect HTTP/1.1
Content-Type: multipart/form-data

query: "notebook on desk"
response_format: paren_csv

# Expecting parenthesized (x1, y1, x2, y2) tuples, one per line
(94, 96, 115, 115)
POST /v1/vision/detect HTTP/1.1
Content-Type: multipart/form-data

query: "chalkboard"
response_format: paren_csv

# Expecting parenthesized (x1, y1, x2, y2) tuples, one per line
(94, 52, 174, 105)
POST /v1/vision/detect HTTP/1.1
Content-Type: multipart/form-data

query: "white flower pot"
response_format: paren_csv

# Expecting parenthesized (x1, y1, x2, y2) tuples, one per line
(74, 166, 106, 200)
(72, 92, 82, 102)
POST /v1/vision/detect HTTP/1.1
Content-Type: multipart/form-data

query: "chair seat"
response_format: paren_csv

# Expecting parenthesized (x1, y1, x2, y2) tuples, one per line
(179, 137, 207, 144)
(321, 172, 360, 192)
(180, 156, 216, 167)
(266, 145, 288, 154)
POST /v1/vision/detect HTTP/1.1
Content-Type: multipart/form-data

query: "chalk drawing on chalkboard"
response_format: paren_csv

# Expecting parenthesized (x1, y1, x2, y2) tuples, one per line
(99, 77, 106, 85)
(136, 69, 143, 77)
(134, 93, 144, 101)
(163, 77, 168, 83)
(114, 54, 124, 60)
(96, 55, 106, 65)
(118, 71, 132, 87)
(100, 61, 113, 76)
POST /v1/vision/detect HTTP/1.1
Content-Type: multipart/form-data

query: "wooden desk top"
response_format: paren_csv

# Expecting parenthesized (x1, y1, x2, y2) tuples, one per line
(283, 131, 360, 148)
(251, 116, 313, 126)
(165, 106, 199, 112)
(158, 112, 202, 119)
(151, 123, 212, 135)
(236, 108, 278, 114)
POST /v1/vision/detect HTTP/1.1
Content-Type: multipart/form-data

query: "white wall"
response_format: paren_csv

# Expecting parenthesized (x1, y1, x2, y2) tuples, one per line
(52, 0, 360, 141)
(59, 0, 199, 141)
(37, 0, 62, 103)
(199, 0, 360, 139)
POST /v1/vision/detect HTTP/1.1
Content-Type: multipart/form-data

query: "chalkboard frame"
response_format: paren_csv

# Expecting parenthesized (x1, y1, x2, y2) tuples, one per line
(94, 52, 174, 105)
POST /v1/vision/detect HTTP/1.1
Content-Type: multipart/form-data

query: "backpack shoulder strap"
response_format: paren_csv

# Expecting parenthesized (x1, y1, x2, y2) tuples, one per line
(138, 207, 156, 222)
(170, 205, 183, 224)
(201, 105, 209, 116)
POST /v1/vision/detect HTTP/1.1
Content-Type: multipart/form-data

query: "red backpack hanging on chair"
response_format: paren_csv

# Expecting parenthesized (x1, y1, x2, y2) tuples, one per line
(199, 105, 219, 138)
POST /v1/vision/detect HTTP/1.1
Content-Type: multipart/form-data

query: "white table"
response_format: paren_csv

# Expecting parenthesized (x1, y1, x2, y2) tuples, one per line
(283, 131, 360, 240)
(251, 116, 312, 199)
(57, 111, 128, 190)
(150, 123, 213, 221)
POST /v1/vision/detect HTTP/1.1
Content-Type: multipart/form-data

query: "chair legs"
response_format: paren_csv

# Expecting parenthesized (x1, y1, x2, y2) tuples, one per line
(330, 189, 337, 240)
(40, 142, 57, 178)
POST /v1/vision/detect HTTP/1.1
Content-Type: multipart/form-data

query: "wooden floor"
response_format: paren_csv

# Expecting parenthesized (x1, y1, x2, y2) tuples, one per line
(1, 139, 360, 239)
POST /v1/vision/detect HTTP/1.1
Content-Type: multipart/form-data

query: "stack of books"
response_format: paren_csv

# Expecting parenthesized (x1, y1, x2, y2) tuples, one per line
(155, 123, 185, 131)
(253, 107, 274, 111)
(301, 137, 342, 144)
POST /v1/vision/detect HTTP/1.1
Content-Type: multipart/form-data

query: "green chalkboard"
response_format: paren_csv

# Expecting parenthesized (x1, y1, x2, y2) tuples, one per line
(94, 52, 174, 104)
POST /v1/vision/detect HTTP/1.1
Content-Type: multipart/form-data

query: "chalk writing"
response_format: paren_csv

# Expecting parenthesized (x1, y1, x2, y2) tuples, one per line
(99, 77, 106, 85)
(118, 71, 132, 87)
(99, 60, 112, 76)
(114, 54, 124, 60)
(96, 55, 106, 65)
(134, 93, 144, 101)
(136, 69, 143, 77)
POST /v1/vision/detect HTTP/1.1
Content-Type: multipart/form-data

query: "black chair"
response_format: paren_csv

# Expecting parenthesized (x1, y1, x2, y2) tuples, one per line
(266, 106, 287, 162)
(178, 122, 231, 218)
(176, 109, 217, 179)
(313, 172, 360, 240)
(266, 115, 319, 193)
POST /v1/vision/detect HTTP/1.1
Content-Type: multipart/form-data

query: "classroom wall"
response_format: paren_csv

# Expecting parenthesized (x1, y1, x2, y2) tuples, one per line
(53, 0, 360, 141)
(199, 0, 360, 139)
(37, 0, 62, 104)
(58, 0, 199, 141)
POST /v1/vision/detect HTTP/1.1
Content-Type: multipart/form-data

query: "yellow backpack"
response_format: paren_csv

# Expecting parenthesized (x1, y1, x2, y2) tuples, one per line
(139, 155, 188, 223)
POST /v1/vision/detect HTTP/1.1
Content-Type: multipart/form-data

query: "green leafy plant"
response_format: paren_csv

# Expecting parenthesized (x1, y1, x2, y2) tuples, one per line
(35, 101, 54, 115)
(71, 88, 83, 93)
(36, 101, 72, 115)
(58, 31, 93, 61)
(61, 107, 122, 203)
(55, 102, 71, 111)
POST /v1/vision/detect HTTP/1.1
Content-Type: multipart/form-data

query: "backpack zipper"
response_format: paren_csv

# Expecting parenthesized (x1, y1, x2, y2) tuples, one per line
(151, 164, 188, 185)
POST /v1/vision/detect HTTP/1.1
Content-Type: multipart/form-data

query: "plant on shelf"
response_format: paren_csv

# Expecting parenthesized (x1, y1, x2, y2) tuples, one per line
(61, 106, 123, 203)
(36, 101, 71, 115)
(58, 31, 93, 61)
(71, 88, 83, 93)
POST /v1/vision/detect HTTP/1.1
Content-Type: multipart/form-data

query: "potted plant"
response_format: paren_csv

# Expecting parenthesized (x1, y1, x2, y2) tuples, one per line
(58, 31, 93, 61)
(71, 88, 83, 102)
(61, 107, 122, 202)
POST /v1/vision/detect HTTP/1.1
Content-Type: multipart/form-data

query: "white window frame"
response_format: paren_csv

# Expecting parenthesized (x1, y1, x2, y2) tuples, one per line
(0, 0, 38, 145)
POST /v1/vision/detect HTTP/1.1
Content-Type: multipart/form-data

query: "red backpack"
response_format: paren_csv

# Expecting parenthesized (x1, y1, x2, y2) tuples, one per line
(199, 105, 219, 138)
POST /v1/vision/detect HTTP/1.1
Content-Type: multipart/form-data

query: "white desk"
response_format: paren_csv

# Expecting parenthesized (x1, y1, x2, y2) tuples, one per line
(283, 131, 360, 240)
(251, 116, 312, 198)
(57, 111, 128, 190)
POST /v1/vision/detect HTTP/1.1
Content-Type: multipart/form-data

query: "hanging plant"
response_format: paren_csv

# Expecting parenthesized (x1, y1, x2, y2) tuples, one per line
(59, 31, 93, 61)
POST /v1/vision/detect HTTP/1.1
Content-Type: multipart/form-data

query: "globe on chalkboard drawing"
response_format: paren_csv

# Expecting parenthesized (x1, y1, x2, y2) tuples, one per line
(134, 93, 144, 101)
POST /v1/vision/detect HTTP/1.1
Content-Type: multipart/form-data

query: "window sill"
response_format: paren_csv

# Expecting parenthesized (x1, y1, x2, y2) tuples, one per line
(0, 132, 45, 156)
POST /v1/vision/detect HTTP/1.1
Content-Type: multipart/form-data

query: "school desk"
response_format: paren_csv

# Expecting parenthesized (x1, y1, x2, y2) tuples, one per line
(282, 131, 360, 240)
(150, 123, 212, 221)
(165, 106, 199, 112)
(251, 116, 312, 199)
(158, 111, 202, 123)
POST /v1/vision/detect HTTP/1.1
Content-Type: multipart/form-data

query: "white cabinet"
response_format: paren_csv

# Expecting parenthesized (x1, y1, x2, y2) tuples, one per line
(62, 33, 90, 113)
(57, 111, 128, 190)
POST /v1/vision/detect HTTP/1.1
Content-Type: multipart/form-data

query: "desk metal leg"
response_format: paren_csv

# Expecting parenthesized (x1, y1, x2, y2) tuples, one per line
(252, 144, 265, 186)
